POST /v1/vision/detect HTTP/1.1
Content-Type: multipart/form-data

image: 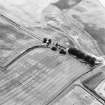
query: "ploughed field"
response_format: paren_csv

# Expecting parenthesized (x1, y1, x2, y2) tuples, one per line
(0, 5, 103, 105)
(0, 44, 90, 105)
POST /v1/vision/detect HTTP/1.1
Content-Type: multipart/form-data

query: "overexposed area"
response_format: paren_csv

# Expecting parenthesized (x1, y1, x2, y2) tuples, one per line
(0, 0, 58, 26)
(98, 0, 105, 8)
